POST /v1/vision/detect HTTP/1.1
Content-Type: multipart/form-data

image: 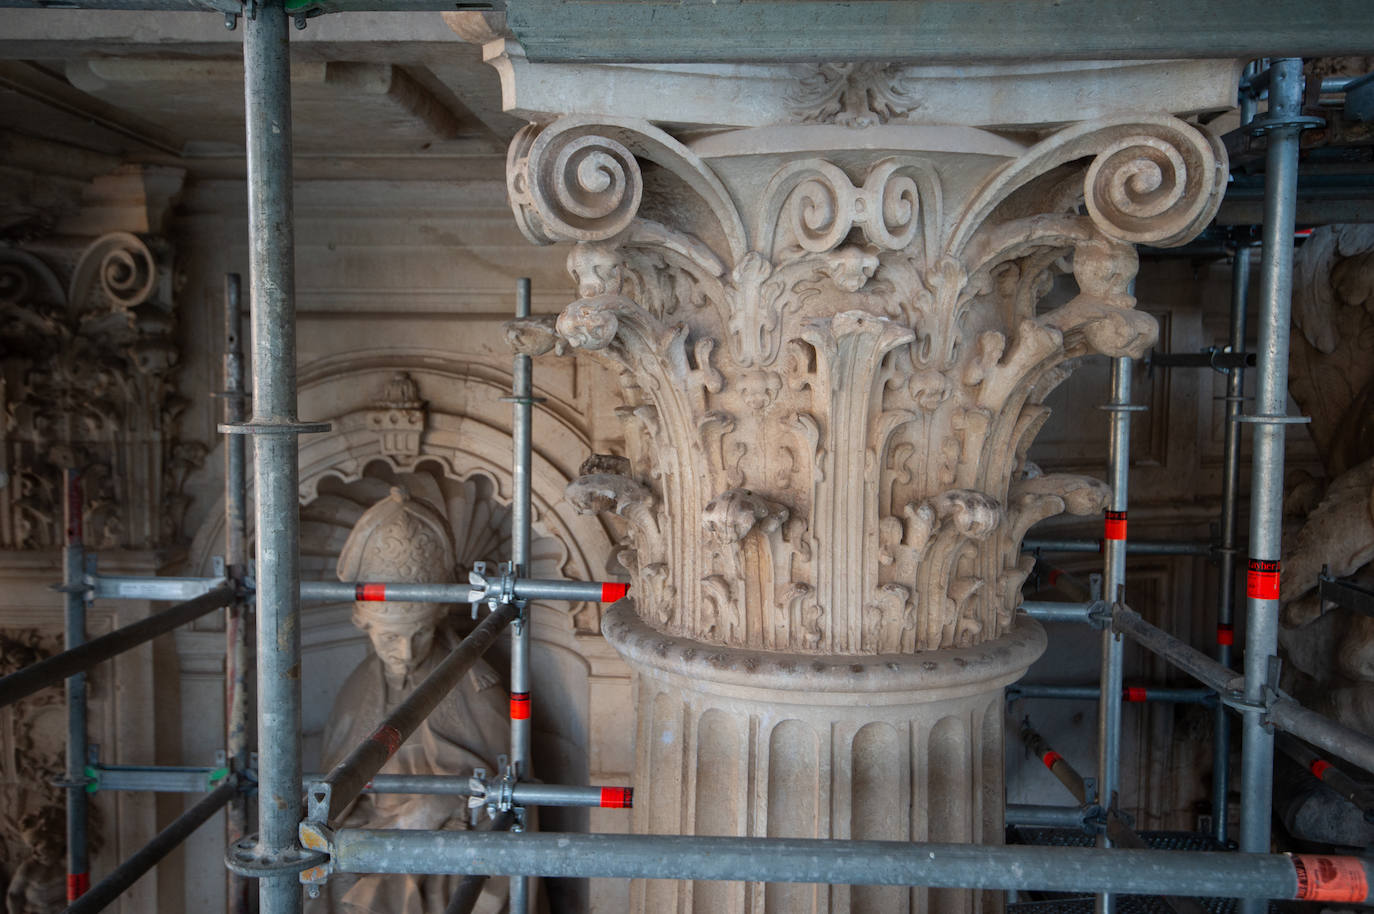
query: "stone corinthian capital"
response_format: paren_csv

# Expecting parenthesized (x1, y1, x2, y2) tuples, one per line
(458, 30, 1238, 913)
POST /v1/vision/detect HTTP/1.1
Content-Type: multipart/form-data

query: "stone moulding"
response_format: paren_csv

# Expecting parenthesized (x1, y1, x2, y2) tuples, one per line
(601, 600, 1047, 703)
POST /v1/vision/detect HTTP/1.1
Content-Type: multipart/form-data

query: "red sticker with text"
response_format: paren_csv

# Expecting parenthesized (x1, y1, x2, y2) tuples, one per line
(1311, 759, 1332, 780)
(1104, 510, 1127, 541)
(356, 583, 386, 601)
(510, 692, 531, 721)
(1216, 624, 1234, 646)
(68, 873, 90, 901)
(369, 724, 403, 758)
(1124, 687, 1148, 703)
(1247, 559, 1281, 600)
(601, 581, 630, 603)
(1041, 750, 1062, 771)
(600, 787, 633, 809)
(1293, 854, 1369, 902)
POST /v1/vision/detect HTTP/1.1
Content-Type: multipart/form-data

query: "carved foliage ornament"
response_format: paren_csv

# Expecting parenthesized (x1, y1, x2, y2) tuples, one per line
(0, 232, 199, 549)
(511, 112, 1225, 655)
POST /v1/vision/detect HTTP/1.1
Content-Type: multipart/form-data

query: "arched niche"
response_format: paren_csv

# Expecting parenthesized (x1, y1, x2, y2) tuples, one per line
(183, 356, 622, 905)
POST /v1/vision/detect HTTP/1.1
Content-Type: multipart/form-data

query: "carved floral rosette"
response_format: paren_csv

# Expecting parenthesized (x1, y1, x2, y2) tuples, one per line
(513, 112, 1226, 656)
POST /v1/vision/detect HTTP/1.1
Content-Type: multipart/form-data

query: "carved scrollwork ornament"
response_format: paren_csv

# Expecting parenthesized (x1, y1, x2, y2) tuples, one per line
(508, 123, 643, 245)
(69, 231, 160, 312)
(1083, 127, 1226, 247)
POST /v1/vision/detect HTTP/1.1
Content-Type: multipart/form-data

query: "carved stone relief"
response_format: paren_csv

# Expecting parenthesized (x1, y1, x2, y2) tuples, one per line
(0, 228, 200, 550)
(505, 111, 1222, 657)
(0, 629, 67, 912)
(1278, 225, 1374, 734)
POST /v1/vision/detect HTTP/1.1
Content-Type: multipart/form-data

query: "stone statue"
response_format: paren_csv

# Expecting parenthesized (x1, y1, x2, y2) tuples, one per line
(309, 487, 509, 914)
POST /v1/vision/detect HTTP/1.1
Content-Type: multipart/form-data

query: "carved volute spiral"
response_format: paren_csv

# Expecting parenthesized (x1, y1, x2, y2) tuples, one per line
(1083, 127, 1225, 247)
(508, 125, 643, 245)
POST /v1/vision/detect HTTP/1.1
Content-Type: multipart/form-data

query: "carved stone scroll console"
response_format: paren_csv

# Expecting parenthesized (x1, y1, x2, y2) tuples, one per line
(462, 29, 1236, 912)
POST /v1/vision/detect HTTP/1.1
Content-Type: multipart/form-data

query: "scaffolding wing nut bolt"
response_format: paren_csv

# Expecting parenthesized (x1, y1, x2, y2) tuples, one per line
(1088, 600, 1114, 629)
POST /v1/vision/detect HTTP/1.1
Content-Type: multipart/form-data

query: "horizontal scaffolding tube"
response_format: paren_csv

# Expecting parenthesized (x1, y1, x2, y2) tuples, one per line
(444, 810, 516, 914)
(1009, 685, 1215, 704)
(66, 779, 238, 914)
(0, 586, 235, 708)
(1021, 601, 1100, 625)
(1024, 538, 1212, 557)
(299, 578, 627, 605)
(310, 603, 518, 824)
(327, 830, 1369, 902)
(1115, 606, 1374, 774)
(1005, 804, 1089, 829)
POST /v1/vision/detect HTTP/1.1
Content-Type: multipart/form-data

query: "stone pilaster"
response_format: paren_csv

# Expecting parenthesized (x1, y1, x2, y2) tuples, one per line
(467, 31, 1236, 911)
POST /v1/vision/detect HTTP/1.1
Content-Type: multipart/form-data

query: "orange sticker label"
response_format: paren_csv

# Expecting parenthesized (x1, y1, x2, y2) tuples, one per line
(68, 873, 90, 901)
(1293, 854, 1369, 903)
(1124, 687, 1148, 702)
(1247, 558, 1281, 600)
(1216, 624, 1234, 646)
(510, 692, 531, 721)
(1310, 759, 1332, 780)
(601, 581, 630, 603)
(356, 583, 386, 601)
(1041, 750, 1062, 771)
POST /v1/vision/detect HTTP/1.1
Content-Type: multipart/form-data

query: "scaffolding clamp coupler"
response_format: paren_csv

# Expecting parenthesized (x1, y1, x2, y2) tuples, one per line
(292, 783, 338, 895)
(224, 833, 329, 882)
(1087, 599, 1114, 630)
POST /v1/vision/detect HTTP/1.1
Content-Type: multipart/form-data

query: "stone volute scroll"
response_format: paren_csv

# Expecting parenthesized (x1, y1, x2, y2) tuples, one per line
(457, 23, 1236, 912)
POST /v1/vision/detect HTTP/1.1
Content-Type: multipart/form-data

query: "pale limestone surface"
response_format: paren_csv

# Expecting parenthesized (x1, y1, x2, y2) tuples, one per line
(467, 26, 1234, 911)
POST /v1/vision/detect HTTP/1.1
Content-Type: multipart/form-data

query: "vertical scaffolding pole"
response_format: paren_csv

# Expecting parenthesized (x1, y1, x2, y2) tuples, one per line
(1212, 244, 1250, 843)
(1238, 57, 1305, 914)
(243, 5, 304, 912)
(509, 276, 533, 914)
(223, 273, 252, 914)
(1095, 356, 1133, 914)
(64, 467, 90, 902)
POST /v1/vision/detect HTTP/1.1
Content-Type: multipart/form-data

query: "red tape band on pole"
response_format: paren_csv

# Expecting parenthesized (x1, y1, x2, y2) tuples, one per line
(510, 692, 531, 721)
(601, 582, 630, 603)
(369, 724, 402, 759)
(356, 583, 386, 601)
(1104, 510, 1127, 541)
(1292, 854, 1370, 902)
(1047, 569, 1062, 586)
(1311, 759, 1333, 780)
(68, 873, 90, 900)
(1041, 750, 1062, 771)
(1247, 558, 1281, 600)
(1124, 687, 1148, 702)
(1217, 623, 1234, 646)
(600, 786, 633, 809)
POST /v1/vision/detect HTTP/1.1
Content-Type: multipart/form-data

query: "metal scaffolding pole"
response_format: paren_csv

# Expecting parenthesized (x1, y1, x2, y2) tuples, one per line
(66, 780, 240, 914)
(1095, 355, 1132, 914)
(234, 5, 318, 911)
(0, 587, 235, 708)
(222, 272, 252, 914)
(1238, 58, 1309, 914)
(325, 829, 1374, 903)
(63, 469, 90, 903)
(1213, 243, 1251, 842)
(509, 276, 534, 914)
